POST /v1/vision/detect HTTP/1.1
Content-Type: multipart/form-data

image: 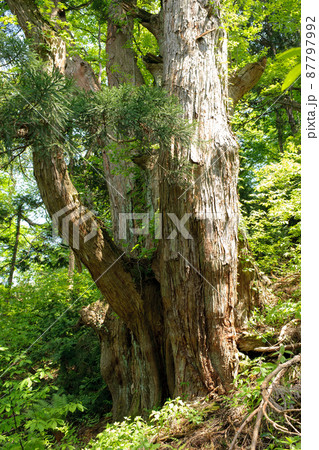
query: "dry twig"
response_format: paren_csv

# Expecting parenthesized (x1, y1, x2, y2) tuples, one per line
(229, 354, 301, 450)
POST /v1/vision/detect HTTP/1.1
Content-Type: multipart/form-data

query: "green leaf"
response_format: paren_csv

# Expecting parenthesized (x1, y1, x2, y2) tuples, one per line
(277, 47, 301, 61)
(68, 403, 76, 413)
(48, 419, 58, 429)
(19, 377, 32, 390)
(282, 64, 301, 91)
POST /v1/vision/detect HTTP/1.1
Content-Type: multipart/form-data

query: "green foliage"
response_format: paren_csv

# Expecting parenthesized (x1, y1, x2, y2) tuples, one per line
(0, 348, 83, 449)
(230, 356, 278, 410)
(223, 0, 300, 70)
(88, 415, 157, 449)
(0, 30, 29, 66)
(277, 48, 301, 91)
(79, 83, 192, 153)
(226, 0, 301, 278)
(0, 34, 75, 156)
(243, 140, 300, 275)
(265, 435, 301, 450)
(0, 31, 192, 175)
(151, 397, 204, 428)
(0, 266, 110, 447)
(281, 63, 301, 91)
(249, 298, 301, 333)
(88, 397, 204, 449)
(0, 172, 49, 284)
(223, 0, 266, 68)
(226, 352, 301, 449)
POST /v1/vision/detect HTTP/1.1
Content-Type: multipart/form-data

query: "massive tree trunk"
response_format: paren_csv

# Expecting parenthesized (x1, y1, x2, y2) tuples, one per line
(156, 0, 239, 395)
(7, 0, 265, 420)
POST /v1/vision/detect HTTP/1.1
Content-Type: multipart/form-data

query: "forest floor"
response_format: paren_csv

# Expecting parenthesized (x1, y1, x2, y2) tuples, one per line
(0, 272, 300, 449)
(78, 273, 301, 449)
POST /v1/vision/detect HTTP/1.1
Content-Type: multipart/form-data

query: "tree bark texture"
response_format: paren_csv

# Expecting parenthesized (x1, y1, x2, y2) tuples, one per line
(7, 0, 265, 419)
(229, 57, 267, 112)
(155, 0, 239, 395)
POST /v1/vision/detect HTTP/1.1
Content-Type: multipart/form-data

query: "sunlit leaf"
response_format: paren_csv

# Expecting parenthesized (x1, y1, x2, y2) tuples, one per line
(277, 47, 301, 61)
(282, 63, 301, 91)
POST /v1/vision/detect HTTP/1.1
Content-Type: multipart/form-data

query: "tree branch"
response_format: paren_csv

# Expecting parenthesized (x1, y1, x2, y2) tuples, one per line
(21, 215, 40, 227)
(0, 148, 27, 169)
(7, 0, 145, 334)
(228, 57, 267, 112)
(253, 343, 301, 353)
(121, 1, 162, 41)
(229, 354, 301, 450)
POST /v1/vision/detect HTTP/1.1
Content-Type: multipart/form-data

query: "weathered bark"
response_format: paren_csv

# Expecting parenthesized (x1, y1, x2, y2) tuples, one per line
(105, 1, 144, 87)
(81, 277, 165, 420)
(229, 57, 267, 112)
(101, 1, 146, 247)
(155, 0, 239, 395)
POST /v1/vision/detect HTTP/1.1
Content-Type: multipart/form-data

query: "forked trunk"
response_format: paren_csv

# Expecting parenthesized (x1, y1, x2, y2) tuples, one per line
(6, 0, 267, 420)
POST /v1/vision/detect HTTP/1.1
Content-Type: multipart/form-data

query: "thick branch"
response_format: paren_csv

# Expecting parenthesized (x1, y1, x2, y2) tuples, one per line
(32, 150, 144, 332)
(6, 0, 66, 70)
(238, 319, 301, 353)
(253, 343, 301, 353)
(229, 57, 267, 111)
(7, 0, 143, 332)
(121, 1, 162, 42)
(7, 0, 99, 86)
(21, 215, 40, 227)
(105, 2, 144, 86)
(6, 0, 50, 38)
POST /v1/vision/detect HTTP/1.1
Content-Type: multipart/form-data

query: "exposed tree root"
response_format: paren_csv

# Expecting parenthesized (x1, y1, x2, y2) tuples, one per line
(230, 354, 301, 450)
(145, 354, 301, 449)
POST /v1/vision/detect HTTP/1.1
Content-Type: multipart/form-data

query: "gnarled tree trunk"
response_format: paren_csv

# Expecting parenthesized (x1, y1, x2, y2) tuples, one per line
(7, 0, 266, 420)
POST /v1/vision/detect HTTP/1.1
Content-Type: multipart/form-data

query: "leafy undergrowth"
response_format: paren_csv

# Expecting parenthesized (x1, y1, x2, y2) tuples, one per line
(0, 271, 300, 449)
(85, 357, 300, 450)
(85, 278, 301, 450)
(237, 271, 301, 349)
(0, 361, 300, 449)
(0, 269, 111, 449)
